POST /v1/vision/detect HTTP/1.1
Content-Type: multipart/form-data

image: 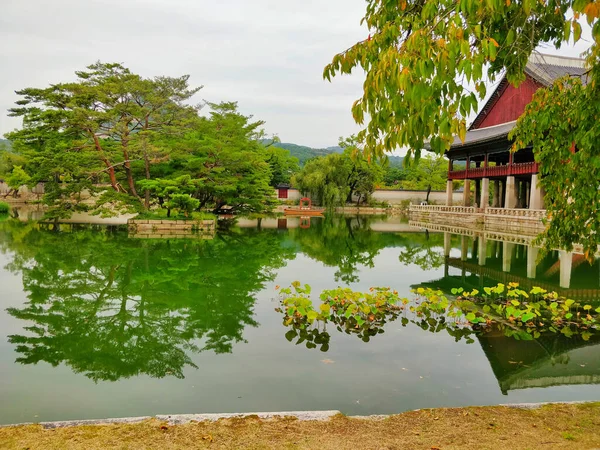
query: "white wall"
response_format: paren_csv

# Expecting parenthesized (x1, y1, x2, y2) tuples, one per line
(276, 188, 462, 205)
(370, 190, 462, 205)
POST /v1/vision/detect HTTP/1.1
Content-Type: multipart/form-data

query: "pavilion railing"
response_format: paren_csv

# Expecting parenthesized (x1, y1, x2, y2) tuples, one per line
(409, 205, 477, 214)
(485, 208, 547, 219)
(448, 161, 539, 180)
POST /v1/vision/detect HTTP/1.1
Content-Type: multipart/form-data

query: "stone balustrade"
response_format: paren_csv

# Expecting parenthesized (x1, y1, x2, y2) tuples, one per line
(485, 207, 547, 219)
(409, 205, 478, 214)
(409, 205, 547, 236)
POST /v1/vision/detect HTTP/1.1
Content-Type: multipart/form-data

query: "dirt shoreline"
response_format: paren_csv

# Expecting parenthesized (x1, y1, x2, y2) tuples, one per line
(1, 402, 600, 449)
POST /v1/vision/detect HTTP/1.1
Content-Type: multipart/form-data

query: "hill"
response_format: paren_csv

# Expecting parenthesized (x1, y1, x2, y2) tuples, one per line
(270, 141, 404, 167)
(0, 139, 11, 150)
(270, 142, 338, 165)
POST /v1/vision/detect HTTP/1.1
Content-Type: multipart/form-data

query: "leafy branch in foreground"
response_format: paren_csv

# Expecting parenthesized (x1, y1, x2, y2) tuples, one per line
(510, 47, 600, 259)
(325, 0, 599, 159)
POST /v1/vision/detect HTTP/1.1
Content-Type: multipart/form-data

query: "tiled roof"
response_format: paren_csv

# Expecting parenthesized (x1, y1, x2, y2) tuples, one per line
(450, 120, 516, 149)
(525, 53, 588, 86)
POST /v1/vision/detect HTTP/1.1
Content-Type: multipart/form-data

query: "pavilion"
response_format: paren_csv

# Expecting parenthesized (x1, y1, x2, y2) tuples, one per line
(444, 53, 588, 210)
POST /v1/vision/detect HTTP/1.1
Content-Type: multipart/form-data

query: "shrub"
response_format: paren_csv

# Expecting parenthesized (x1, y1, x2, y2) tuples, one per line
(0, 202, 10, 214)
(166, 194, 200, 218)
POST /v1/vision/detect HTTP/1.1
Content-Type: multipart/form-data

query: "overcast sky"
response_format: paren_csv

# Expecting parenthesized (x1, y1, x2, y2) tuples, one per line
(0, 0, 592, 148)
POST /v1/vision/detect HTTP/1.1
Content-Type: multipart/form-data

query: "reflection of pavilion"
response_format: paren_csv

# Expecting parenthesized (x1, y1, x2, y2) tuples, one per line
(411, 221, 600, 299)
(478, 330, 600, 395)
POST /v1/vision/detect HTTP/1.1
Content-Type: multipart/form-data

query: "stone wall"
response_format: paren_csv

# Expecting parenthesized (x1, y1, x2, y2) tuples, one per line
(128, 219, 216, 239)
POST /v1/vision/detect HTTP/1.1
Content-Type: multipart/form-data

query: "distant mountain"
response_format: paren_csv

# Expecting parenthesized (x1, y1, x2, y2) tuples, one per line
(268, 141, 404, 167)
(270, 142, 336, 165)
(0, 139, 11, 150)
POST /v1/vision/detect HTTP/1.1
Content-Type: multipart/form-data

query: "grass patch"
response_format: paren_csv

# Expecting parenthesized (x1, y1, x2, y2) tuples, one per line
(0, 201, 10, 214)
(134, 210, 216, 221)
(1, 403, 599, 449)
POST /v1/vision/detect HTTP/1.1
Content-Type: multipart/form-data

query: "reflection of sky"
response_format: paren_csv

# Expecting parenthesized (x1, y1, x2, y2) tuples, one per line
(1, 239, 600, 425)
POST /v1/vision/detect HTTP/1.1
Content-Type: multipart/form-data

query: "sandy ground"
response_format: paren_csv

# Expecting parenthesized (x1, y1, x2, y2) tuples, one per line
(1, 403, 600, 449)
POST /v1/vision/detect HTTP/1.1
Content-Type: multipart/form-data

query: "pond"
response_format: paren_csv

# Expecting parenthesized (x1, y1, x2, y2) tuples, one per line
(1, 215, 599, 425)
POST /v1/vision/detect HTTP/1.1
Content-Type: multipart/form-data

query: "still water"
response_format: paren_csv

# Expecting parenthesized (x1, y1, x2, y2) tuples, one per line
(0, 215, 599, 425)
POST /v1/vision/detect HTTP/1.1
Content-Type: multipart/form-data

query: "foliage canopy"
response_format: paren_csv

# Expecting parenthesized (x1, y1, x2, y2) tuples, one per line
(4, 63, 279, 218)
(326, 1, 599, 253)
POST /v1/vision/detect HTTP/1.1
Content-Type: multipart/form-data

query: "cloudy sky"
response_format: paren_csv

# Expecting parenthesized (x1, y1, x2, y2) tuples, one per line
(0, 0, 592, 148)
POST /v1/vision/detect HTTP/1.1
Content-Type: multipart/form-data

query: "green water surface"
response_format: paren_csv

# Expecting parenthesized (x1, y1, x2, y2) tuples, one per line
(0, 215, 599, 425)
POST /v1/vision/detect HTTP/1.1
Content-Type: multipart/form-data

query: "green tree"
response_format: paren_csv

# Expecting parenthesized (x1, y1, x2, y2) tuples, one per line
(324, 0, 598, 158)
(293, 136, 383, 208)
(383, 166, 408, 187)
(4, 166, 32, 198)
(6, 62, 201, 214)
(404, 156, 448, 202)
(264, 146, 300, 186)
(168, 102, 276, 214)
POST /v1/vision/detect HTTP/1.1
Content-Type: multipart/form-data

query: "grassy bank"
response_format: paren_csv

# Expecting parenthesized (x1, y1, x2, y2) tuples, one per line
(2, 403, 600, 449)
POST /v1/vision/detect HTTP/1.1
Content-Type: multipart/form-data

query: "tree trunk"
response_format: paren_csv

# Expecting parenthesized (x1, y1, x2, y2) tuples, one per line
(426, 185, 432, 202)
(91, 134, 119, 192)
(122, 139, 140, 200)
(144, 152, 151, 209)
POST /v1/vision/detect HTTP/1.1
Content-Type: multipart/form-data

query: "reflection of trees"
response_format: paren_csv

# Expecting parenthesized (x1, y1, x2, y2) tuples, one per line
(397, 230, 444, 270)
(0, 220, 293, 381)
(290, 216, 399, 283)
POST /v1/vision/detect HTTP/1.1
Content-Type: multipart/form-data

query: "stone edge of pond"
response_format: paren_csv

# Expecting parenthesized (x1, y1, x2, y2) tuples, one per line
(1, 402, 594, 429)
(1, 411, 342, 429)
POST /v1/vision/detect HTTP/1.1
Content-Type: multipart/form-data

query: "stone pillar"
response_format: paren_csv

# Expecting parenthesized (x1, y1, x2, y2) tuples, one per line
(478, 236, 487, 266)
(504, 176, 517, 209)
(463, 180, 471, 206)
(446, 180, 453, 206)
(559, 250, 573, 289)
(518, 180, 527, 208)
(481, 177, 490, 209)
(527, 246, 539, 279)
(461, 235, 468, 261)
(491, 240, 499, 259)
(529, 174, 544, 210)
(502, 242, 514, 272)
(444, 232, 451, 257)
(492, 180, 500, 207)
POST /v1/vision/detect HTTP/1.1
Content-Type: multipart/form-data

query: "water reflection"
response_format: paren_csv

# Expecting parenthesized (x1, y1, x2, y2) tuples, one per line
(288, 215, 402, 283)
(479, 331, 600, 394)
(0, 220, 293, 381)
(424, 232, 600, 301)
(1, 215, 600, 400)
